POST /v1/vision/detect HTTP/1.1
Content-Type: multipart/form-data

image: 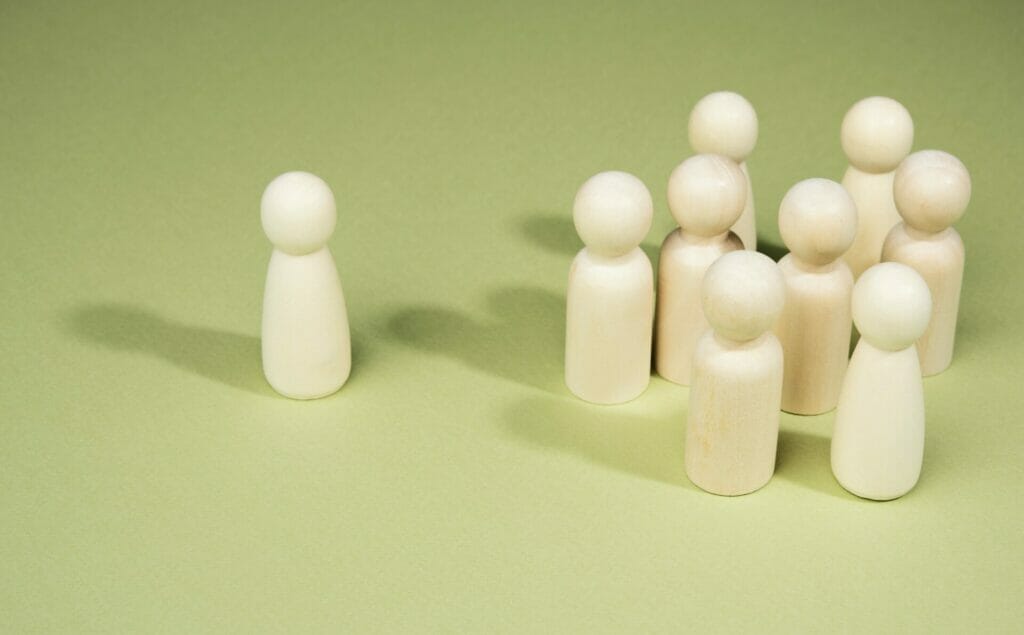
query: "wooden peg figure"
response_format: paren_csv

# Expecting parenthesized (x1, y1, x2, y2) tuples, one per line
(773, 178, 857, 415)
(839, 96, 914, 278)
(656, 154, 746, 386)
(882, 150, 971, 376)
(261, 171, 352, 399)
(688, 91, 759, 250)
(831, 263, 932, 500)
(565, 171, 655, 404)
(685, 251, 785, 496)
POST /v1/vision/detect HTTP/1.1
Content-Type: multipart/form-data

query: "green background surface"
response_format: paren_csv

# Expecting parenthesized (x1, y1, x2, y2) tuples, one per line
(3, 0, 1023, 631)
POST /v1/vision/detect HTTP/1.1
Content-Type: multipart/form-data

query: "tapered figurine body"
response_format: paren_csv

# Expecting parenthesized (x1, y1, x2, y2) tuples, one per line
(656, 154, 746, 385)
(840, 96, 914, 278)
(686, 251, 785, 496)
(688, 91, 759, 250)
(773, 178, 857, 415)
(882, 150, 971, 376)
(261, 171, 351, 399)
(565, 171, 655, 404)
(832, 263, 932, 500)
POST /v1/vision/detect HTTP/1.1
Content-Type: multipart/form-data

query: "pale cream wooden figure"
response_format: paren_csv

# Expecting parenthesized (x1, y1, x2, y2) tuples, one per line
(656, 154, 746, 386)
(565, 171, 655, 404)
(261, 171, 351, 399)
(688, 91, 759, 250)
(839, 96, 914, 278)
(831, 263, 932, 500)
(773, 178, 857, 415)
(882, 150, 971, 376)
(685, 251, 785, 496)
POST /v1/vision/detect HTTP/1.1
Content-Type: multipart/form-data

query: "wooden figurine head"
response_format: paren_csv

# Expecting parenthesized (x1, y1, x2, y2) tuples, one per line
(894, 150, 972, 234)
(702, 250, 785, 343)
(779, 178, 858, 266)
(841, 96, 914, 174)
(572, 171, 653, 258)
(667, 154, 747, 238)
(853, 263, 933, 352)
(688, 91, 758, 163)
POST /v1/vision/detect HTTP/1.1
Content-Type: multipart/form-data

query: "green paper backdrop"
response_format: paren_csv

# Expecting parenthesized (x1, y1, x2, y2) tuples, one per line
(3, 0, 1022, 631)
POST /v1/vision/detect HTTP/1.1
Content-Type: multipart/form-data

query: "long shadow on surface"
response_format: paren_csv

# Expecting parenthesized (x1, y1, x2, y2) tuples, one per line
(520, 211, 580, 258)
(65, 303, 273, 396)
(519, 210, 662, 265)
(502, 396, 691, 488)
(386, 286, 564, 394)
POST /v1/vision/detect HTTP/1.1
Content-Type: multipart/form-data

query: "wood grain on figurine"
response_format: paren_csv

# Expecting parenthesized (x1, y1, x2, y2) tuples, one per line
(773, 178, 857, 415)
(685, 251, 785, 496)
(565, 171, 655, 404)
(656, 154, 746, 386)
(882, 150, 971, 376)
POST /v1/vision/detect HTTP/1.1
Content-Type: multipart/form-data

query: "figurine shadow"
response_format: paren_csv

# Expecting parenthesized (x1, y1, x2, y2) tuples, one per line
(500, 395, 692, 488)
(519, 211, 661, 264)
(520, 211, 580, 258)
(386, 286, 564, 393)
(774, 427, 848, 499)
(65, 303, 274, 397)
(756, 235, 787, 262)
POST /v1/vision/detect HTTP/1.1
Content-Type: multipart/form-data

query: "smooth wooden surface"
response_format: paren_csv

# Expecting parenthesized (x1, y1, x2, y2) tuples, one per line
(687, 91, 759, 250)
(841, 166, 901, 278)
(775, 258, 853, 414)
(687, 332, 783, 495)
(565, 171, 654, 403)
(839, 97, 914, 278)
(736, 162, 756, 250)
(260, 172, 351, 399)
(883, 226, 964, 376)
(883, 149, 972, 376)
(565, 249, 654, 403)
(655, 154, 746, 385)
(685, 251, 785, 495)
(831, 263, 931, 500)
(832, 344, 925, 500)
(773, 178, 857, 414)
(656, 231, 742, 385)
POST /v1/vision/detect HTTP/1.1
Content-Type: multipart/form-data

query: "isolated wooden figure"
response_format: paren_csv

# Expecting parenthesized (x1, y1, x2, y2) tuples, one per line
(839, 96, 914, 278)
(882, 150, 971, 376)
(685, 251, 785, 496)
(656, 154, 746, 386)
(261, 171, 352, 399)
(773, 178, 857, 415)
(565, 171, 655, 404)
(832, 263, 932, 500)
(688, 91, 759, 250)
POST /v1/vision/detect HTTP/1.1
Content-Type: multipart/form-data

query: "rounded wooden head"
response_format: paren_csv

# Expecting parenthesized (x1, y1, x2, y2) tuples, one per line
(573, 171, 653, 257)
(840, 96, 914, 173)
(688, 91, 758, 162)
(702, 251, 785, 342)
(894, 150, 971, 233)
(667, 154, 747, 237)
(261, 171, 337, 255)
(852, 262, 932, 352)
(778, 178, 858, 266)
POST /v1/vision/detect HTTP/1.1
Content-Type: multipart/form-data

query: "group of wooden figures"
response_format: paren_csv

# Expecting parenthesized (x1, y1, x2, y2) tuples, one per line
(564, 92, 971, 501)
